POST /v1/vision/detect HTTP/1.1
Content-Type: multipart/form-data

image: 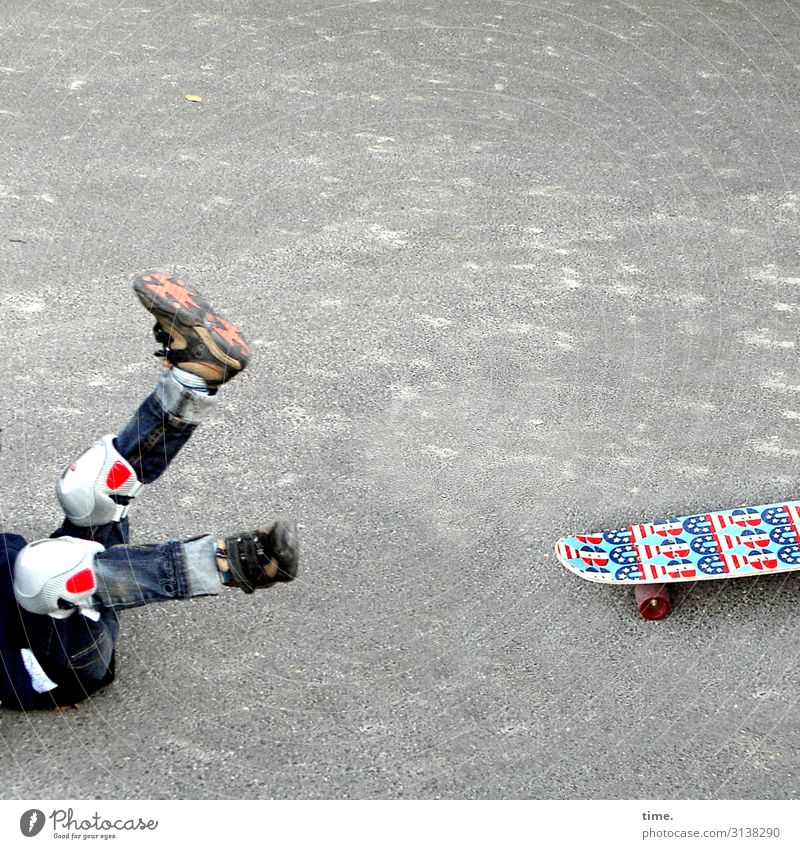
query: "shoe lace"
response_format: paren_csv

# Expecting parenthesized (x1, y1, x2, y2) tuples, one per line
(152, 323, 170, 359)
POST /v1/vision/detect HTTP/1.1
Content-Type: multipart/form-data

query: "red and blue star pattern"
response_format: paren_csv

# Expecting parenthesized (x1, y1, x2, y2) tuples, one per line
(556, 501, 800, 584)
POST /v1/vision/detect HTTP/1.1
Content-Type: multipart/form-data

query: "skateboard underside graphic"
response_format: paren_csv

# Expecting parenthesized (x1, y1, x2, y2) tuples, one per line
(555, 499, 800, 619)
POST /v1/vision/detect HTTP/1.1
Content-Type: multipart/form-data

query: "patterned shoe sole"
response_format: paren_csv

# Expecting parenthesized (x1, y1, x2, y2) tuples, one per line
(134, 272, 251, 384)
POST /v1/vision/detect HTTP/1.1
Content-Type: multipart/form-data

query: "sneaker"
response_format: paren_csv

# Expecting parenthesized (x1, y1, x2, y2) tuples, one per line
(218, 521, 298, 593)
(133, 271, 251, 387)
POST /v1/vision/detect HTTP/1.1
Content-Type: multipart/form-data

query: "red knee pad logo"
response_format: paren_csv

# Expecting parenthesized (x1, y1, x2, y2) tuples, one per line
(106, 461, 132, 491)
(65, 568, 96, 595)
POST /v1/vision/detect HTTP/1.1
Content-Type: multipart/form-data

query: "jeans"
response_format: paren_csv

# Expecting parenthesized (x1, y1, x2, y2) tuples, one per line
(21, 370, 223, 706)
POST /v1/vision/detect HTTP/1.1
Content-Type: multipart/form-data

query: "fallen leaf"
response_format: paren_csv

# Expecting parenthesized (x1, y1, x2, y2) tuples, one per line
(184, 93, 203, 103)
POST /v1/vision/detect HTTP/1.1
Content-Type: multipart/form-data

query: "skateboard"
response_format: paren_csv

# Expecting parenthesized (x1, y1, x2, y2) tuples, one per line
(555, 499, 800, 620)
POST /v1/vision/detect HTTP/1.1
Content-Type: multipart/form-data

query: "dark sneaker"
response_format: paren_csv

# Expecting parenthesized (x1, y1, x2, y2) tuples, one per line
(220, 521, 298, 593)
(134, 271, 251, 387)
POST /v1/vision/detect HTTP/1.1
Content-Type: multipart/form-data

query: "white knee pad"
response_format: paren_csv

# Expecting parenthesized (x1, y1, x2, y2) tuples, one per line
(13, 537, 105, 619)
(57, 434, 143, 526)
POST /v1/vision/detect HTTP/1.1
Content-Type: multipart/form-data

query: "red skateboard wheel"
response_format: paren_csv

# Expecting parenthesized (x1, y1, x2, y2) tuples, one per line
(634, 584, 671, 620)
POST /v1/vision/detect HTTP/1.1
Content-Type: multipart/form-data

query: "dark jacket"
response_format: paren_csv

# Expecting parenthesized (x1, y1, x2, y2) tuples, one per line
(0, 532, 42, 709)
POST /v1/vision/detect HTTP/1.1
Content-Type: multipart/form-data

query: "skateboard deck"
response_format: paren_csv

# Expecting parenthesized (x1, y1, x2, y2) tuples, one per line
(555, 499, 800, 618)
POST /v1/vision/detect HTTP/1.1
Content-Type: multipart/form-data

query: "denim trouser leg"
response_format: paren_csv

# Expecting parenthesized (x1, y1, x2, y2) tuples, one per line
(25, 371, 219, 705)
(114, 376, 201, 485)
(52, 370, 214, 545)
(93, 535, 223, 609)
(22, 535, 220, 706)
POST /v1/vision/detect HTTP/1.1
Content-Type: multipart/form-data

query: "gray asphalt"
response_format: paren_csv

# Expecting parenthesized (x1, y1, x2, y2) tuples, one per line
(1, 0, 800, 799)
